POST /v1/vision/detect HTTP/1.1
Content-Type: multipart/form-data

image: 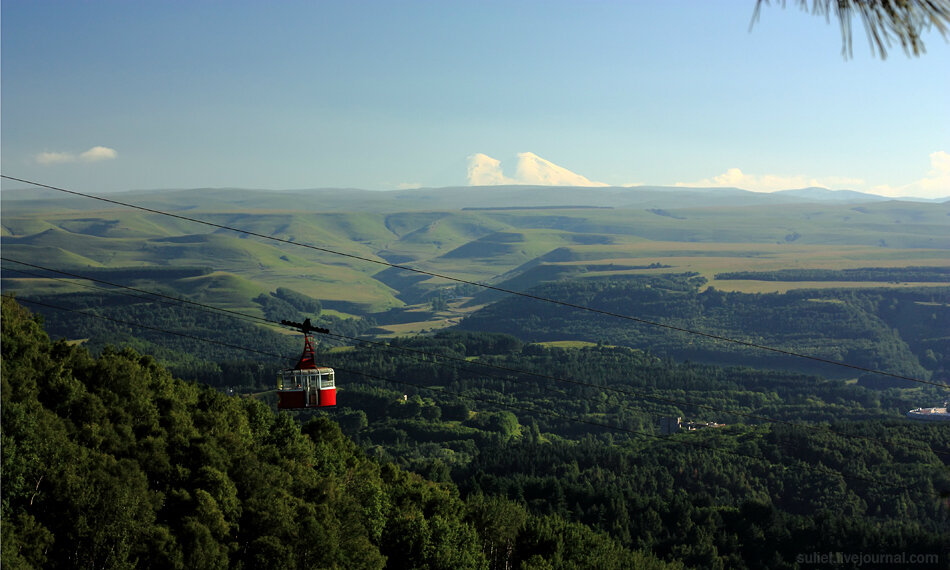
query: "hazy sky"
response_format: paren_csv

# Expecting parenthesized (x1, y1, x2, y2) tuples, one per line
(2, 1, 948, 197)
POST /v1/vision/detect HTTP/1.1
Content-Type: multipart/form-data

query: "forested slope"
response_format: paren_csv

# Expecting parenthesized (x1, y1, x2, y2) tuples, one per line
(9, 288, 375, 389)
(321, 332, 950, 569)
(458, 275, 949, 381)
(0, 297, 677, 569)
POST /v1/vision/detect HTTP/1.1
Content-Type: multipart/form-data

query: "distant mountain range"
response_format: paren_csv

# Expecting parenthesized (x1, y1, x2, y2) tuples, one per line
(5, 183, 944, 214)
(771, 187, 891, 202)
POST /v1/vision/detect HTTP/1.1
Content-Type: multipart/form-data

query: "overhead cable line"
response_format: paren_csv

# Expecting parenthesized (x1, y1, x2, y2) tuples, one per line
(5, 294, 942, 502)
(2, 174, 944, 388)
(4, 257, 947, 460)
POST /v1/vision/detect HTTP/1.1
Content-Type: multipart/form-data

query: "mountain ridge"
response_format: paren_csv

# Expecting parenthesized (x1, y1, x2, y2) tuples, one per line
(5, 184, 937, 214)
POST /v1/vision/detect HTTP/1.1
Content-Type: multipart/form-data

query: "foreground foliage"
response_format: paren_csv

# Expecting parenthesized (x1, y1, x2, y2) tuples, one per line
(0, 297, 676, 569)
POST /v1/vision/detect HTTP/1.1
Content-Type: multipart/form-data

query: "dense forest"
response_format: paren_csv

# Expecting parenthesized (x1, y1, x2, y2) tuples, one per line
(715, 267, 950, 283)
(309, 332, 950, 569)
(4, 270, 950, 568)
(3, 289, 950, 567)
(458, 275, 950, 382)
(1, 297, 680, 569)
(10, 287, 376, 390)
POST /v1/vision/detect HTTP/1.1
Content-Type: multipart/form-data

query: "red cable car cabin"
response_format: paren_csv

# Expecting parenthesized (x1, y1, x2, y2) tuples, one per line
(277, 333, 336, 409)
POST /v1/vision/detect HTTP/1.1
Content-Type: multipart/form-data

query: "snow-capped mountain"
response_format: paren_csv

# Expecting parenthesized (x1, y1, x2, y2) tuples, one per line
(467, 152, 607, 187)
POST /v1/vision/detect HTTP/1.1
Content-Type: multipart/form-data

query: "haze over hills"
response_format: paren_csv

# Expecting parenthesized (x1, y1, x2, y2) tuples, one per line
(7, 150, 946, 205)
(1, 181, 913, 215)
(772, 187, 906, 202)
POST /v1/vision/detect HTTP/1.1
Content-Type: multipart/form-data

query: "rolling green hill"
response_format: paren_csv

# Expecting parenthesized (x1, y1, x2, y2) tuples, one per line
(2, 186, 948, 344)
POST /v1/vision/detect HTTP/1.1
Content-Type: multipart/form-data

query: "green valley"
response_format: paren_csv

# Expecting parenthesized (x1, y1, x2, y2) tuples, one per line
(2, 185, 949, 569)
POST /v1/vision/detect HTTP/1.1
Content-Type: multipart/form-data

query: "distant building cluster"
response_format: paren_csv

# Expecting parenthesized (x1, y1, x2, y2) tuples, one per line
(906, 403, 950, 422)
(660, 416, 725, 435)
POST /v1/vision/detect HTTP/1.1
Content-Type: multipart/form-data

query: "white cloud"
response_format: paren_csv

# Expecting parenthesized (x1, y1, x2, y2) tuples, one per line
(35, 146, 118, 165)
(397, 182, 422, 190)
(35, 151, 77, 165)
(675, 168, 864, 193)
(467, 152, 607, 187)
(80, 146, 118, 161)
(674, 152, 950, 199)
(870, 151, 950, 199)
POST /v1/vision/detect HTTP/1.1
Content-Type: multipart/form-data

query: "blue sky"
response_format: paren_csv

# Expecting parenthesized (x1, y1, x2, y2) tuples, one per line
(2, 0, 948, 197)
